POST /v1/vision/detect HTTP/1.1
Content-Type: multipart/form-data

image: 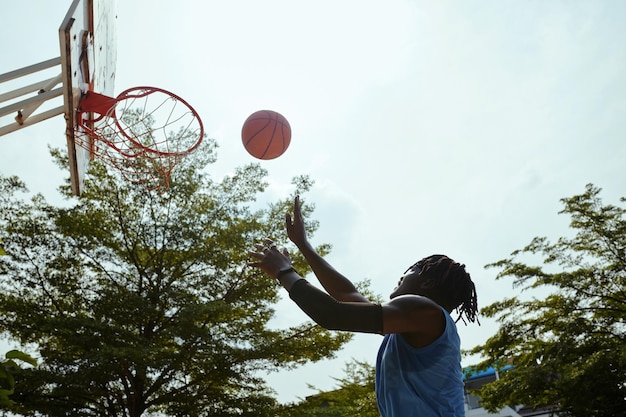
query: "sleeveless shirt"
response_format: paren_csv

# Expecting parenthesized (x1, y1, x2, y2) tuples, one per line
(375, 308, 465, 416)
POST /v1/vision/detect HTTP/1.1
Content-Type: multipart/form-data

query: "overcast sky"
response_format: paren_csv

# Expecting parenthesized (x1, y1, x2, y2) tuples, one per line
(2, 0, 626, 404)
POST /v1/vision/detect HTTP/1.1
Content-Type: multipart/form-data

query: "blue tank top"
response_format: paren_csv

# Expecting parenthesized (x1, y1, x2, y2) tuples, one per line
(375, 308, 464, 417)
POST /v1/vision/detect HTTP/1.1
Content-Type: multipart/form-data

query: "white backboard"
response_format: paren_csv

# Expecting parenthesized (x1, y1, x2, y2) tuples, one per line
(60, 0, 116, 195)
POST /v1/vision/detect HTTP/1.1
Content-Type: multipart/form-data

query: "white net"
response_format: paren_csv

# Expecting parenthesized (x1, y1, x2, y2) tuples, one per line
(75, 87, 203, 191)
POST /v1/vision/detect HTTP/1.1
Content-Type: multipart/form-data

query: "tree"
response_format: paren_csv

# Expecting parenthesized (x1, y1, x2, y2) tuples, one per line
(279, 359, 379, 417)
(0, 137, 352, 416)
(469, 184, 626, 417)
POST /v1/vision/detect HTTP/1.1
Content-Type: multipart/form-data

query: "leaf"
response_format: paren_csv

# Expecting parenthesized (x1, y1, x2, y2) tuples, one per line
(5, 350, 37, 366)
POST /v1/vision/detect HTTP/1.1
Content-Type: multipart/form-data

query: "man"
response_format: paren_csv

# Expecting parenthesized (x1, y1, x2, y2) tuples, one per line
(249, 196, 479, 416)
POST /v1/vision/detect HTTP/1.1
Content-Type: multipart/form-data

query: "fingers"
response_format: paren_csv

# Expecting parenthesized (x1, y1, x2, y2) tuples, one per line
(285, 212, 293, 229)
(294, 195, 301, 215)
(286, 196, 298, 227)
(248, 238, 291, 276)
(249, 240, 280, 259)
(257, 240, 277, 253)
(294, 195, 303, 222)
(248, 250, 264, 260)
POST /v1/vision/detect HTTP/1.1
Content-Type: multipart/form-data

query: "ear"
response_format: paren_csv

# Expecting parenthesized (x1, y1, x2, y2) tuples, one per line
(419, 276, 438, 289)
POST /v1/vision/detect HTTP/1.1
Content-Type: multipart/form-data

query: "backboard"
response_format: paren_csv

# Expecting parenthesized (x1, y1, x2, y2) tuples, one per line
(60, 0, 116, 195)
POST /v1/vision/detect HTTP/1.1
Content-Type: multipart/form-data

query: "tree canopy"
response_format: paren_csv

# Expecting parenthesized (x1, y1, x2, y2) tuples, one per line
(469, 184, 626, 417)
(0, 137, 352, 416)
(279, 359, 378, 417)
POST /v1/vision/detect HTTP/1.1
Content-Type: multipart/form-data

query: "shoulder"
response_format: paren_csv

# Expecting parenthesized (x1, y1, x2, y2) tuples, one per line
(381, 295, 446, 347)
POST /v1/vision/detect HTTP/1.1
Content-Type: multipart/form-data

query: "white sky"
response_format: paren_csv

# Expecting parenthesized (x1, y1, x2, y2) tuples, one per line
(1, 0, 626, 405)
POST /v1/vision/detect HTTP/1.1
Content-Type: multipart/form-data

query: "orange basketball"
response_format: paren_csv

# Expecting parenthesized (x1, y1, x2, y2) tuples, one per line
(241, 110, 291, 160)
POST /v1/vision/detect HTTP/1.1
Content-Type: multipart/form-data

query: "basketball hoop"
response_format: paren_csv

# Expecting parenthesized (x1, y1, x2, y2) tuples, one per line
(75, 86, 204, 191)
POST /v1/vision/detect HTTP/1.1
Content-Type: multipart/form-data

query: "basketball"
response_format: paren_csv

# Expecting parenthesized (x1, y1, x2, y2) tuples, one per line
(241, 110, 291, 160)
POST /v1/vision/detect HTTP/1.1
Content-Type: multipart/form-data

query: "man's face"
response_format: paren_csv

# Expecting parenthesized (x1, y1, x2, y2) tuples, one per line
(389, 263, 425, 299)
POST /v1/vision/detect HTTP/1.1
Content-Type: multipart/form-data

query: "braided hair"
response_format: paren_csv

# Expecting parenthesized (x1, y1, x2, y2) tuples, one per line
(408, 254, 479, 325)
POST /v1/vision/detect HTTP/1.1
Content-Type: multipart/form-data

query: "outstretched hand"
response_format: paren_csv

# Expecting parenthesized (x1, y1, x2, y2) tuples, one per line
(285, 195, 308, 248)
(247, 238, 292, 278)
(248, 197, 307, 279)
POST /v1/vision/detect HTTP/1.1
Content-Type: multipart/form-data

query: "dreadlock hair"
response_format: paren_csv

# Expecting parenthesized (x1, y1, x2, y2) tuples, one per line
(408, 254, 479, 325)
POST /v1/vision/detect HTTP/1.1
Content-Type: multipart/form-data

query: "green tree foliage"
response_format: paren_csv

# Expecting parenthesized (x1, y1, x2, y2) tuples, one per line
(469, 184, 626, 417)
(0, 350, 37, 406)
(0, 138, 351, 416)
(279, 359, 378, 417)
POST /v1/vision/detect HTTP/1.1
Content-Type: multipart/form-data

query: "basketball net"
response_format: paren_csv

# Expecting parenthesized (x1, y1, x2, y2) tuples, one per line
(76, 87, 204, 191)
